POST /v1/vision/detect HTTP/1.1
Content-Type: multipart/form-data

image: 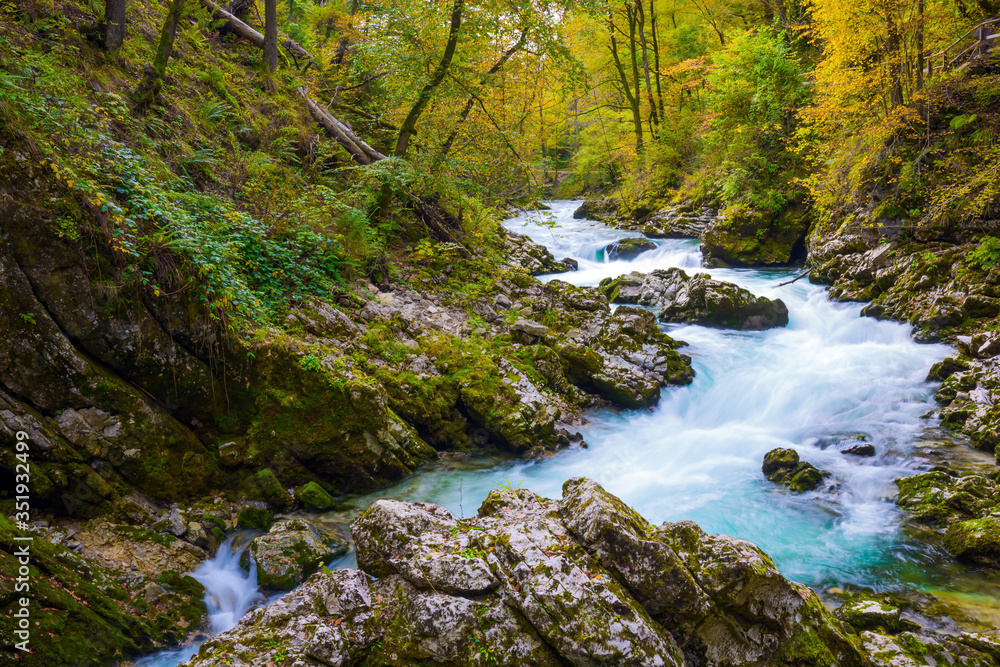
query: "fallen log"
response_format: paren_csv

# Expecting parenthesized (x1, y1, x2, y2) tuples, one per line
(777, 268, 811, 287)
(201, 0, 310, 60)
(299, 88, 372, 165)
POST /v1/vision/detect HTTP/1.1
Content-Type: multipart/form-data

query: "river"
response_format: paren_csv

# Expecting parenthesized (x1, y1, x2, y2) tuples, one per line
(138, 199, 1000, 666)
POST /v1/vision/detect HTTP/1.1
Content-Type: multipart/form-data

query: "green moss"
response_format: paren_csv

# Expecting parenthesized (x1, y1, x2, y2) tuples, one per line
(294, 481, 336, 511)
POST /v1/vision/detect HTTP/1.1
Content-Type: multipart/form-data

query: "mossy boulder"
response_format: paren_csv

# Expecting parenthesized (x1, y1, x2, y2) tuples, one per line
(293, 481, 336, 511)
(236, 506, 272, 530)
(602, 237, 656, 261)
(763, 448, 828, 492)
(944, 517, 1000, 567)
(253, 468, 293, 510)
(895, 470, 999, 527)
(242, 518, 349, 590)
(600, 268, 789, 330)
(835, 593, 908, 634)
(702, 204, 810, 267)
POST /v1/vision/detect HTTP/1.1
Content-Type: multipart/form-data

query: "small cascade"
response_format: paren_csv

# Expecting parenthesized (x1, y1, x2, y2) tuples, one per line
(134, 536, 264, 667)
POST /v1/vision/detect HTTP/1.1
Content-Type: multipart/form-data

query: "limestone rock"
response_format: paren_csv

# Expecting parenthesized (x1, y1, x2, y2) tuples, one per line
(702, 204, 809, 267)
(602, 237, 656, 261)
(188, 478, 866, 667)
(945, 516, 1000, 567)
(501, 228, 578, 275)
(600, 268, 789, 330)
(243, 518, 349, 590)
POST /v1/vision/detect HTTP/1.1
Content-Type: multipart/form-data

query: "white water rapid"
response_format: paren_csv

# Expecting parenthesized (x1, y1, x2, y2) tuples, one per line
(338, 200, 957, 592)
(134, 538, 265, 667)
(143, 199, 991, 666)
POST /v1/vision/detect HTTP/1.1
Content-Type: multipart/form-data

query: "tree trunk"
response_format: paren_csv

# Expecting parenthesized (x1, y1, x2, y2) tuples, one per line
(264, 0, 278, 73)
(608, 9, 643, 152)
(650, 1, 665, 119)
(635, 0, 658, 131)
(104, 0, 126, 53)
(299, 88, 386, 164)
(334, 0, 359, 66)
(887, 13, 904, 106)
(626, 4, 646, 148)
(377, 0, 465, 216)
(392, 0, 464, 158)
(200, 0, 310, 59)
(131, 0, 185, 112)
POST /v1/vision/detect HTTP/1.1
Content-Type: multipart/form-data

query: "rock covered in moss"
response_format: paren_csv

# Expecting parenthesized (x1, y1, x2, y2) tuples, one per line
(618, 203, 716, 238)
(763, 447, 828, 492)
(294, 481, 336, 510)
(242, 518, 349, 590)
(72, 517, 208, 578)
(236, 506, 272, 530)
(573, 197, 622, 223)
(602, 236, 656, 260)
(861, 630, 999, 667)
(835, 593, 909, 634)
(0, 516, 205, 666)
(895, 470, 1000, 527)
(188, 478, 867, 667)
(945, 516, 1000, 567)
(702, 204, 809, 267)
(501, 227, 578, 275)
(600, 268, 789, 330)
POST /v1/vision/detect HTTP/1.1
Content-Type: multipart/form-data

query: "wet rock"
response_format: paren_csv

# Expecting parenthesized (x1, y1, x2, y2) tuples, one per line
(861, 630, 999, 667)
(188, 478, 866, 667)
(243, 518, 349, 590)
(73, 518, 207, 578)
(896, 470, 1000, 528)
(236, 506, 272, 530)
(843, 442, 876, 456)
(573, 197, 622, 222)
(0, 515, 205, 666)
(603, 237, 656, 260)
(623, 204, 716, 238)
(944, 516, 1000, 567)
(835, 593, 906, 633)
(510, 318, 549, 337)
(703, 204, 810, 267)
(600, 268, 789, 330)
(293, 480, 336, 511)
(763, 448, 828, 492)
(501, 228, 578, 275)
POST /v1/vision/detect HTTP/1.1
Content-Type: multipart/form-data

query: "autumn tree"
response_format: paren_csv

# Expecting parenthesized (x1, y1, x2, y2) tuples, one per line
(264, 0, 278, 73)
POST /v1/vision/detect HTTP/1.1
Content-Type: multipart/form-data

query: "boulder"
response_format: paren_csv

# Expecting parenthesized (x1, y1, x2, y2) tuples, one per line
(944, 517, 1000, 567)
(242, 518, 349, 590)
(602, 237, 656, 261)
(600, 268, 789, 330)
(573, 197, 621, 222)
(763, 448, 828, 492)
(187, 479, 867, 667)
(293, 481, 336, 511)
(835, 593, 907, 633)
(501, 228, 578, 275)
(702, 204, 810, 267)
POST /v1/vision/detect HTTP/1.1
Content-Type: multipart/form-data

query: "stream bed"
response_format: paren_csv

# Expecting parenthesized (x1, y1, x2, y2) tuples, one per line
(138, 200, 1000, 666)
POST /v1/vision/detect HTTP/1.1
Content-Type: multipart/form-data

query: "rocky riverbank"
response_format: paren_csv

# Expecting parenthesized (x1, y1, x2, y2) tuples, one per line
(184, 479, 1000, 667)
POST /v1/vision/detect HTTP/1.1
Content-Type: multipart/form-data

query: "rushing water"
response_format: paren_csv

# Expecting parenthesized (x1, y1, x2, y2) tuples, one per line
(134, 538, 265, 667)
(335, 200, 956, 591)
(141, 199, 998, 665)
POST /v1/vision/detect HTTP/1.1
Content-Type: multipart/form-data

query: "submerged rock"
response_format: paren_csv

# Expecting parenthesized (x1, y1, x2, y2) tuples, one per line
(242, 518, 349, 590)
(187, 478, 866, 667)
(600, 267, 789, 330)
(603, 236, 656, 260)
(763, 447, 828, 492)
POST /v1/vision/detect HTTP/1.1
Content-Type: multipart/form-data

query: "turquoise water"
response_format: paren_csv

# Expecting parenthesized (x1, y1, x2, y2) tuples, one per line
(140, 200, 978, 665)
(333, 200, 952, 590)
